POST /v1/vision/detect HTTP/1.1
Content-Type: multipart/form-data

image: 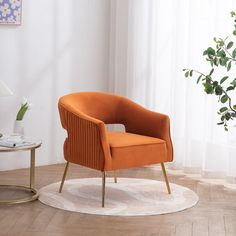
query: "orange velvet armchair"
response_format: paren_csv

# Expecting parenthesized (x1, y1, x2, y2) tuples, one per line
(58, 92, 173, 207)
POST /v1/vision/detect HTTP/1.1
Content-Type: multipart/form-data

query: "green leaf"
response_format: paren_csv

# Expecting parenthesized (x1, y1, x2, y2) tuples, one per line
(226, 86, 235, 92)
(219, 40, 224, 46)
(227, 61, 232, 71)
(197, 75, 202, 84)
(190, 70, 193, 77)
(225, 126, 228, 131)
(231, 11, 236, 17)
(204, 82, 214, 94)
(207, 47, 215, 56)
(232, 48, 236, 58)
(219, 107, 228, 112)
(215, 85, 223, 95)
(213, 57, 219, 66)
(222, 57, 228, 66)
(185, 71, 189, 77)
(217, 122, 224, 125)
(231, 79, 236, 86)
(16, 105, 29, 121)
(227, 41, 234, 49)
(205, 76, 211, 83)
(217, 50, 226, 57)
(225, 112, 231, 120)
(220, 76, 228, 84)
(233, 105, 236, 110)
(221, 95, 228, 103)
(219, 58, 224, 66)
(233, 30, 236, 36)
(209, 68, 214, 76)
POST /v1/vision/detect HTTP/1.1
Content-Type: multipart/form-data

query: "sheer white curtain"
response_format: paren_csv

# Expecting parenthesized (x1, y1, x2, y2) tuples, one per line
(109, 0, 236, 182)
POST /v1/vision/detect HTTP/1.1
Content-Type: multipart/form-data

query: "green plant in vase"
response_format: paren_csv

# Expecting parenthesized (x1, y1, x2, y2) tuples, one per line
(184, 11, 236, 131)
(14, 97, 32, 135)
(16, 97, 30, 121)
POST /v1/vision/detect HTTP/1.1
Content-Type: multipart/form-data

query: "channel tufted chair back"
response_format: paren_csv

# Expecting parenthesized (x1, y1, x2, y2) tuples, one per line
(58, 92, 173, 207)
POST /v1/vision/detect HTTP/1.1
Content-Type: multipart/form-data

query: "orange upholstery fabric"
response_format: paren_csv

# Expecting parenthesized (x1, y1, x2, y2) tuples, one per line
(107, 131, 167, 170)
(58, 92, 173, 171)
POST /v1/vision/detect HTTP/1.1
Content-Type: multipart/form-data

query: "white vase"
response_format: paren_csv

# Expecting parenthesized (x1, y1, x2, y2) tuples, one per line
(13, 120, 24, 135)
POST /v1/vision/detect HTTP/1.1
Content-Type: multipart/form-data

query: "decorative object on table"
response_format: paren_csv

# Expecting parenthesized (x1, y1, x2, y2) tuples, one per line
(39, 178, 198, 216)
(14, 97, 32, 135)
(184, 11, 236, 131)
(0, 80, 13, 137)
(0, 134, 35, 148)
(0, 0, 22, 25)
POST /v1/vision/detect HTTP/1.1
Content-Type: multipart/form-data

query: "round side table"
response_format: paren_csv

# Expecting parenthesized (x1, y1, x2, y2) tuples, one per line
(0, 141, 42, 205)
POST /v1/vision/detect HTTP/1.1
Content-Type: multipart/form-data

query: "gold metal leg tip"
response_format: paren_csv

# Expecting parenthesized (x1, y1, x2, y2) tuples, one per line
(161, 163, 172, 195)
(59, 162, 69, 193)
(113, 170, 118, 183)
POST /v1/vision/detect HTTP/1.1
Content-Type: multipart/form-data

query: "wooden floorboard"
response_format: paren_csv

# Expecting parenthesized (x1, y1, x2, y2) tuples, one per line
(0, 163, 236, 236)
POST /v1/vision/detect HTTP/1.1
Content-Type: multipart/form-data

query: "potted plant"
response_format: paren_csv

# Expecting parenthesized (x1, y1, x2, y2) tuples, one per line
(184, 11, 236, 131)
(14, 97, 31, 135)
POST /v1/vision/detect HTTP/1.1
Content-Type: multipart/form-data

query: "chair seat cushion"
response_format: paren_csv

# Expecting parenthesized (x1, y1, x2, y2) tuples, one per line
(107, 131, 168, 170)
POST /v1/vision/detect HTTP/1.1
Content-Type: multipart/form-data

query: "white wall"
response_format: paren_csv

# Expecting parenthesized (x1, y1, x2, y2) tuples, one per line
(0, 0, 110, 170)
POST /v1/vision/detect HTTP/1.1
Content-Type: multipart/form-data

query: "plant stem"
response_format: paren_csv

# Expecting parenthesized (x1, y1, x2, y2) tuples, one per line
(223, 46, 236, 62)
(188, 69, 236, 113)
(222, 38, 236, 61)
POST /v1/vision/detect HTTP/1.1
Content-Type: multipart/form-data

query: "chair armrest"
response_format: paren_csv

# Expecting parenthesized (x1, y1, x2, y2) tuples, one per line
(58, 102, 112, 171)
(119, 99, 173, 162)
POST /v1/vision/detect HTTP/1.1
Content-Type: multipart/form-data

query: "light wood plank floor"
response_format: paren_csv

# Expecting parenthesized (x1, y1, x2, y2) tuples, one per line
(0, 163, 236, 236)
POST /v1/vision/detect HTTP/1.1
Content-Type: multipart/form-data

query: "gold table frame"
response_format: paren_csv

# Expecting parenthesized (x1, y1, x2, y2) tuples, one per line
(0, 142, 41, 205)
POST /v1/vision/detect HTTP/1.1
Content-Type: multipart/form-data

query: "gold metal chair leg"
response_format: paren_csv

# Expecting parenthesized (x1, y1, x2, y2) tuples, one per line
(161, 163, 171, 194)
(102, 171, 106, 207)
(114, 170, 117, 183)
(59, 162, 69, 193)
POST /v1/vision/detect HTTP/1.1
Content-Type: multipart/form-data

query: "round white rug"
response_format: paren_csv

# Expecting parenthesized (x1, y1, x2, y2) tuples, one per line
(39, 178, 199, 216)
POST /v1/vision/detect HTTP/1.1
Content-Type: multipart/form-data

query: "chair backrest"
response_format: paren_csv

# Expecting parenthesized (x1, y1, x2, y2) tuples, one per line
(60, 92, 122, 124)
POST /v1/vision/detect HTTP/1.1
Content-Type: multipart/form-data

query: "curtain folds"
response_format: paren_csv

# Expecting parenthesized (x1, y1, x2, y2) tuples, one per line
(109, 0, 236, 182)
